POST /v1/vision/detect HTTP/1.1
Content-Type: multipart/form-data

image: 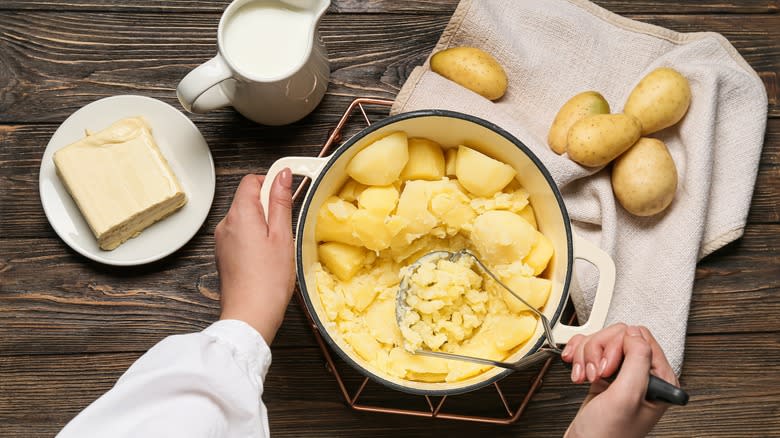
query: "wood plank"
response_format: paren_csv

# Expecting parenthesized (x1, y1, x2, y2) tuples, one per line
(0, 12, 443, 124)
(0, 100, 395, 238)
(0, 12, 778, 124)
(0, 0, 777, 14)
(1, 332, 777, 436)
(1, 113, 777, 240)
(689, 225, 780, 335)
(1, 224, 777, 355)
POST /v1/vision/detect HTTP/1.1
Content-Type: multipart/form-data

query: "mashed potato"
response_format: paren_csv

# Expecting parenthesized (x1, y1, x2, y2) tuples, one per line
(399, 257, 487, 353)
(313, 136, 554, 383)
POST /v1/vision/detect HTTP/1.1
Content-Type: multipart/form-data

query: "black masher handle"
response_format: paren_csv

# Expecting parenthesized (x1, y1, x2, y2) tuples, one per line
(560, 360, 689, 406)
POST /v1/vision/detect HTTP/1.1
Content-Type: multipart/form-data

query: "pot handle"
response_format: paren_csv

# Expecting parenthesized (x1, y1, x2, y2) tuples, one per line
(552, 233, 616, 343)
(259, 156, 329, 222)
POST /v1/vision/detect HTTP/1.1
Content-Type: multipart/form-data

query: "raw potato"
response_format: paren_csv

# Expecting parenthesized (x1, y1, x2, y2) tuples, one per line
(455, 145, 517, 197)
(567, 113, 642, 167)
(400, 137, 445, 181)
(611, 137, 678, 216)
(624, 67, 691, 135)
(548, 91, 610, 154)
(430, 47, 508, 100)
(347, 131, 409, 185)
(318, 242, 367, 281)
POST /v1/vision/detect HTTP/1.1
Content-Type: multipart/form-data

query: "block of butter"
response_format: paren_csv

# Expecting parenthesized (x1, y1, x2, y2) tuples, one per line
(54, 117, 187, 250)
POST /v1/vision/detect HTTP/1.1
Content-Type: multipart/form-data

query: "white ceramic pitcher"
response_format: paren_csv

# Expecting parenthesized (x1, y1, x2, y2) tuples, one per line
(177, 0, 330, 125)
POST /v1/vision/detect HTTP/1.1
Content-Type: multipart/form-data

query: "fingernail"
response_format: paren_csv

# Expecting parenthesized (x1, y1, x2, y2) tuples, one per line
(599, 357, 607, 375)
(561, 344, 572, 358)
(586, 362, 597, 382)
(571, 363, 582, 382)
(279, 168, 292, 188)
(627, 326, 642, 337)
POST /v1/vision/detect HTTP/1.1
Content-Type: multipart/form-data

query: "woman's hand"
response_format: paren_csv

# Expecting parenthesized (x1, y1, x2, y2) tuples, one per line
(215, 170, 295, 344)
(561, 324, 678, 438)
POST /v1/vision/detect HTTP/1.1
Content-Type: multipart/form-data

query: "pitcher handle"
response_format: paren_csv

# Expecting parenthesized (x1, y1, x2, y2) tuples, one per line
(177, 54, 232, 113)
(260, 157, 329, 222)
(552, 233, 616, 343)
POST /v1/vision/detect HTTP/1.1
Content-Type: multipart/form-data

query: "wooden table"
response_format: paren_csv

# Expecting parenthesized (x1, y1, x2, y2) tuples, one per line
(1, 1, 778, 436)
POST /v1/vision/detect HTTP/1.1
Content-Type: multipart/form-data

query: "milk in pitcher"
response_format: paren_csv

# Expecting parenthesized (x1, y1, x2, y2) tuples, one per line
(223, 0, 314, 79)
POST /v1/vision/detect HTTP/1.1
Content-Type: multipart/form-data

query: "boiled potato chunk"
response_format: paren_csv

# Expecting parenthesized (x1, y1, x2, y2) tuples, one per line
(548, 91, 610, 155)
(567, 113, 642, 167)
(445, 339, 503, 382)
(347, 131, 409, 186)
(455, 145, 517, 197)
(400, 138, 445, 181)
(611, 137, 678, 216)
(471, 210, 538, 265)
(344, 330, 384, 363)
(340, 275, 381, 312)
(357, 185, 399, 215)
(517, 205, 538, 229)
(430, 47, 508, 100)
(444, 148, 458, 176)
(318, 242, 367, 281)
(523, 232, 554, 276)
(503, 178, 523, 192)
(395, 180, 438, 236)
(406, 371, 450, 383)
(484, 313, 537, 351)
(624, 67, 691, 135)
(388, 347, 449, 380)
(316, 128, 560, 384)
(315, 196, 361, 245)
(315, 267, 345, 321)
(351, 209, 406, 251)
(365, 299, 402, 345)
(338, 179, 366, 202)
(498, 275, 552, 313)
(430, 191, 476, 233)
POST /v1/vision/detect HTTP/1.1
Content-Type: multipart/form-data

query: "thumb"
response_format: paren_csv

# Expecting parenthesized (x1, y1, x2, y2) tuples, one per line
(267, 168, 293, 237)
(611, 326, 651, 405)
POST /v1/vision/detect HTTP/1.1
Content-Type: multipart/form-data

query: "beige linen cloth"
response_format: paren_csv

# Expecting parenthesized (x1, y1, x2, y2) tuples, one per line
(391, 0, 767, 373)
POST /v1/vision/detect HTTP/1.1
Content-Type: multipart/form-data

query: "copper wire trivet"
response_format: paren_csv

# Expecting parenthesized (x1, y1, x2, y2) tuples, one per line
(289, 97, 563, 424)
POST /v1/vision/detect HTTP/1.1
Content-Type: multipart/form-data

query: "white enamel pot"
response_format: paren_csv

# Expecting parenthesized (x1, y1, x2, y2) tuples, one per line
(260, 110, 616, 396)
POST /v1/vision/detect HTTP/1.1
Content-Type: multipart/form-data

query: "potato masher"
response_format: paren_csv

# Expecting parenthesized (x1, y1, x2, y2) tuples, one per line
(396, 249, 689, 405)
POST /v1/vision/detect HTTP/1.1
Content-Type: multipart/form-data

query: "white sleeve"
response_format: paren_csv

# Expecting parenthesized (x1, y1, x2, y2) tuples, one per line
(57, 320, 272, 438)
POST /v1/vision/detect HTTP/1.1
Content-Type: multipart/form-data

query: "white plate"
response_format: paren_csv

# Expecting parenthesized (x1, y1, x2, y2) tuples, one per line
(39, 95, 215, 266)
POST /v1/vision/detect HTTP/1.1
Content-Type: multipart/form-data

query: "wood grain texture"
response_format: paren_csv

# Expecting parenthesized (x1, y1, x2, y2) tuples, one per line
(1, 225, 778, 354)
(1, 116, 777, 240)
(0, 0, 778, 14)
(0, 12, 441, 123)
(0, 1, 778, 435)
(0, 11, 778, 125)
(1, 333, 778, 437)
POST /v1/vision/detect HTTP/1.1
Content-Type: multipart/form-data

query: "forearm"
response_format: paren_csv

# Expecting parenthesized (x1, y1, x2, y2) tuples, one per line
(57, 320, 272, 438)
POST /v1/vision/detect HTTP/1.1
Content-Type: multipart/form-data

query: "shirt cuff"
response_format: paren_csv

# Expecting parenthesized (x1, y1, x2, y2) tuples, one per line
(203, 319, 273, 382)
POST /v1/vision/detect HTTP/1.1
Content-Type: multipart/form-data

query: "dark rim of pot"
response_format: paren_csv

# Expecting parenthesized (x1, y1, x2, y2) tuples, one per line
(295, 109, 574, 396)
